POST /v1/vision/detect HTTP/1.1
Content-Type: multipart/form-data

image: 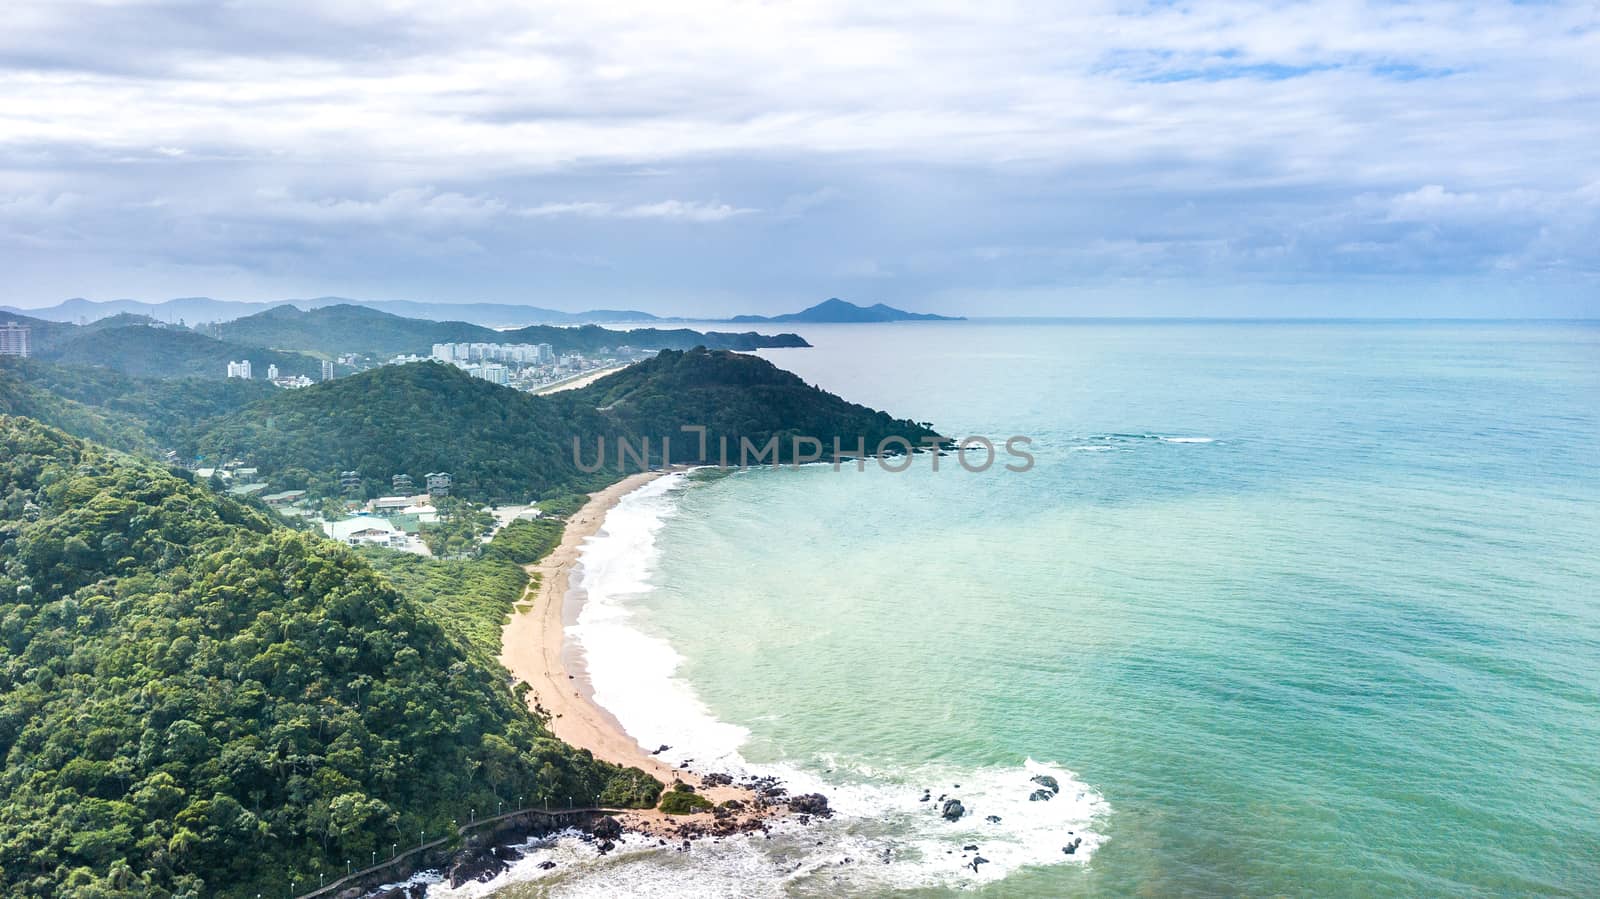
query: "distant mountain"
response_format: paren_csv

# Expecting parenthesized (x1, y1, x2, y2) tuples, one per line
(729, 298, 963, 323)
(1, 296, 662, 327)
(215, 303, 808, 357)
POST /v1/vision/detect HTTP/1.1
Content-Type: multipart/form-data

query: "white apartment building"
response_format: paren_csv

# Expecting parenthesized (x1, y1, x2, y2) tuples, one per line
(227, 360, 253, 379)
(0, 321, 29, 357)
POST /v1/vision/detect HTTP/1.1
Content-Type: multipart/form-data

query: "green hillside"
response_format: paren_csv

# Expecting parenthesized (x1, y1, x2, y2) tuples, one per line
(0, 417, 658, 898)
(214, 303, 808, 357)
(37, 325, 323, 380)
(194, 351, 941, 503)
(563, 347, 945, 465)
(1, 357, 276, 457)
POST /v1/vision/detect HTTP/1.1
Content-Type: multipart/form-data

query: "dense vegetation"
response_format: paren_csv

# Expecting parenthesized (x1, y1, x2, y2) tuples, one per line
(38, 325, 324, 381)
(0, 358, 275, 457)
(559, 347, 946, 465)
(193, 350, 943, 503)
(0, 417, 659, 898)
(214, 303, 808, 357)
(196, 362, 608, 501)
(0, 365, 158, 455)
(658, 785, 713, 815)
(360, 518, 560, 662)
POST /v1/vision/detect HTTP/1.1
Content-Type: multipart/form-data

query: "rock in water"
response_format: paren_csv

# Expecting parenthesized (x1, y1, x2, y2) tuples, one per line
(985, 815, 1002, 824)
(941, 799, 965, 821)
(1030, 774, 1061, 795)
(591, 816, 623, 840)
(788, 793, 833, 817)
(1029, 789, 1054, 802)
(446, 847, 507, 887)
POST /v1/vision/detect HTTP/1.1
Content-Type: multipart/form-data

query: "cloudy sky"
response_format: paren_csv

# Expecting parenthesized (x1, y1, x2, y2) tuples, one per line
(2, 0, 1597, 316)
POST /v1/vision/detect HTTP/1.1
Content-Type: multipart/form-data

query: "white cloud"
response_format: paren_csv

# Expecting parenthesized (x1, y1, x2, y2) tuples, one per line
(0, 1, 1596, 310)
(515, 199, 752, 221)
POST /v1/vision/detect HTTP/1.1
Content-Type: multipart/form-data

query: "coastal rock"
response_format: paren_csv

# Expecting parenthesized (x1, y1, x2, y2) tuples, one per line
(597, 840, 615, 855)
(652, 744, 671, 754)
(941, 799, 965, 821)
(446, 846, 507, 887)
(590, 816, 623, 841)
(537, 861, 557, 871)
(702, 772, 734, 787)
(1063, 837, 1083, 855)
(985, 815, 1002, 824)
(1029, 789, 1054, 802)
(787, 793, 833, 818)
(968, 856, 989, 872)
(1030, 774, 1061, 795)
(962, 844, 979, 852)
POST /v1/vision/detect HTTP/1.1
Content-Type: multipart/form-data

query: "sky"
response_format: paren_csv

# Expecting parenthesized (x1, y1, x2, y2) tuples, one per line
(1, 0, 1597, 318)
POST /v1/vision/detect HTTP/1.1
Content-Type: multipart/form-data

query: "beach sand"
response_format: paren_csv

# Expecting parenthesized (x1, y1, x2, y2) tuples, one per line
(498, 471, 782, 835)
(532, 364, 630, 395)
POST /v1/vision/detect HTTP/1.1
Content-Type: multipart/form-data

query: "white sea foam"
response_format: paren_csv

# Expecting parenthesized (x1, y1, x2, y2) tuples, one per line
(567, 472, 751, 767)
(457, 473, 1109, 896)
(1158, 436, 1216, 444)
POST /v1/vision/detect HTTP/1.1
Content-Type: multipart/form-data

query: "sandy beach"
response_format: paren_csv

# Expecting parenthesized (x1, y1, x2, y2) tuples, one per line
(533, 364, 630, 395)
(498, 471, 782, 835)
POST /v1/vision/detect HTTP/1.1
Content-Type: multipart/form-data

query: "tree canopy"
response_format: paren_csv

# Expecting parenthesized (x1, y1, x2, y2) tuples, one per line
(0, 417, 658, 898)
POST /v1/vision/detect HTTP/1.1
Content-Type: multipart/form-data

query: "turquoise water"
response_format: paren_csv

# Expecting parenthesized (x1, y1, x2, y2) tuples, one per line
(487, 321, 1600, 897)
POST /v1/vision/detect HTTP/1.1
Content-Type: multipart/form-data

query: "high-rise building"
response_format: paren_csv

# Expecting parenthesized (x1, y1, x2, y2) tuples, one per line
(266, 364, 279, 380)
(425, 472, 451, 497)
(227, 360, 253, 379)
(0, 321, 30, 358)
(321, 359, 335, 381)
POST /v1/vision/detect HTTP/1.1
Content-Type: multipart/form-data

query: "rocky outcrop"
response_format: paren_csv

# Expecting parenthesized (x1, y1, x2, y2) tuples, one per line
(941, 799, 965, 821)
(445, 845, 507, 887)
(590, 816, 623, 841)
(1030, 774, 1060, 795)
(787, 793, 833, 818)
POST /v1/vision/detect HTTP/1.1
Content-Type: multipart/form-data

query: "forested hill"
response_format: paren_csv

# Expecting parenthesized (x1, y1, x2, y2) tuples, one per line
(213, 303, 809, 357)
(559, 347, 945, 465)
(0, 417, 658, 898)
(194, 351, 943, 502)
(29, 322, 324, 380)
(0, 357, 275, 458)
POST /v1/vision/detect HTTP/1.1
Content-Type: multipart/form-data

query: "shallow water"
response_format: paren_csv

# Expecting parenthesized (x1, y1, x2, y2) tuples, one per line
(474, 320, 1600, 897)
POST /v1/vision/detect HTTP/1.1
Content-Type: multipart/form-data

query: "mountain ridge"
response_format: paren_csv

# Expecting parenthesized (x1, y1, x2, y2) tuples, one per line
(729, 297, 962, 323)
(1, 296, 664, 328)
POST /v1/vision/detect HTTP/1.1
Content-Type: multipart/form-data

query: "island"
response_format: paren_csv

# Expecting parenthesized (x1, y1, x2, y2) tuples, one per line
(729, 297, 963, 323)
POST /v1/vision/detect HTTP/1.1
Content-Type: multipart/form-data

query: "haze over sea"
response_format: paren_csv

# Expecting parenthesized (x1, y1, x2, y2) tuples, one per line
(475, 320, 1600, 898)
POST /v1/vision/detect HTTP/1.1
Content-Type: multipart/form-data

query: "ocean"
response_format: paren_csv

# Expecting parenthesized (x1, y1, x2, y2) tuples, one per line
(464, 320, 1600, 897)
